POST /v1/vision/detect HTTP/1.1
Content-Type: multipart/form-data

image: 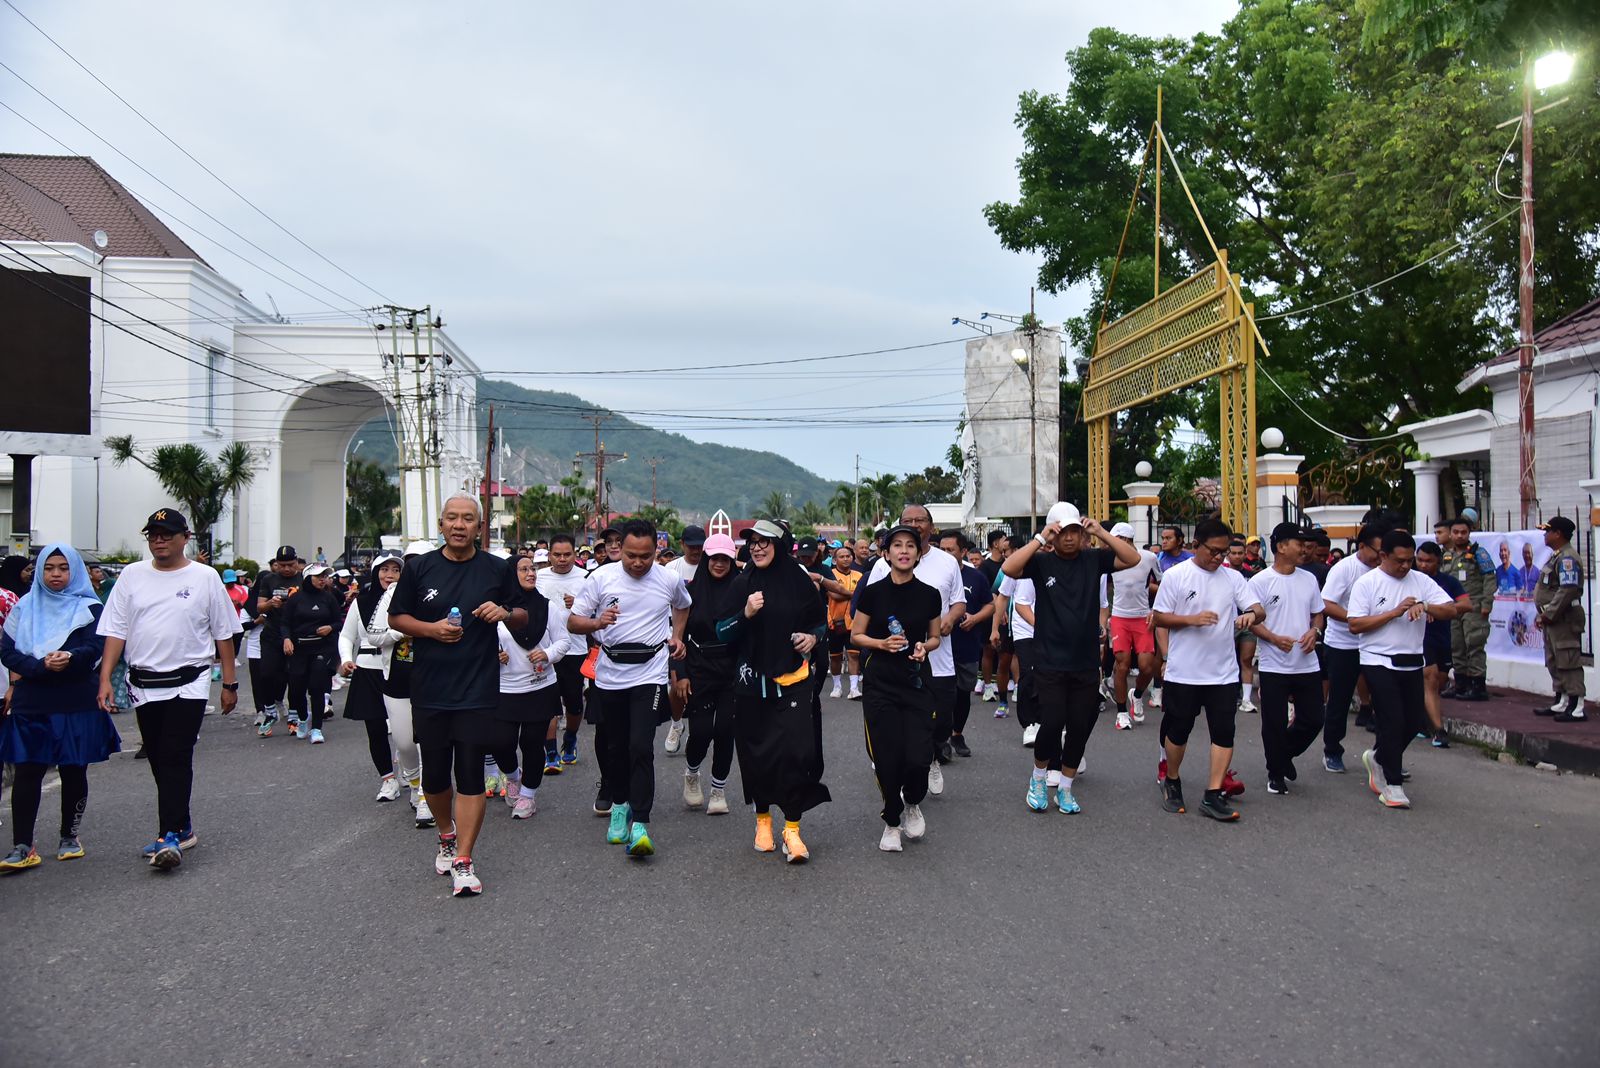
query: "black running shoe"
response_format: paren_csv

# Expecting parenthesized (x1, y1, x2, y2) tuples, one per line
(1267, 776, 1289, 795)
(1161, 778, 1185, 814)
(1200, 789, 1240, 821)
(1431, 730, 1450, 748)
(950, 735, 972, 758)
(937, 741, 955, 765)
(593, 781, 612, 816)
(1284, 761, 1298, 782)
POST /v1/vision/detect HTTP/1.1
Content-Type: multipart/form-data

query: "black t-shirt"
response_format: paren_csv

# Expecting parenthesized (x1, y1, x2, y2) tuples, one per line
(1301, 560, 1329, 589)
(1021, 547, 1117, 672)
(854, 574, 942, 691)
(254, 571, 301, 639)
(387, 549, 524, 712)
(979, 557, 1002, 586)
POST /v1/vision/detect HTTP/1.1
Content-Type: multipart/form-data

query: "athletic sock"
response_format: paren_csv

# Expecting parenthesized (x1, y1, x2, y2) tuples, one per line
(1060, 775, 1074, 793)
(1242, 683, 1254, 702)
(784, 820, 800, 832)
(1116, 701, 1127, 716)
(544, 740, 559, 760)
(519, 784, 537, 799)
(686, 762, 701, 775)
(1031, 766, 1047, 781)
(711, 775, 728, 790)
(1132, 683, 1147, 698)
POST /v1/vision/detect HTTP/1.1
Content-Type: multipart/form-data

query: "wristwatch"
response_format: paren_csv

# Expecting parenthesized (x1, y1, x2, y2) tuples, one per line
(221, 682, 239, 692)
(1035, 532, 1049, 546)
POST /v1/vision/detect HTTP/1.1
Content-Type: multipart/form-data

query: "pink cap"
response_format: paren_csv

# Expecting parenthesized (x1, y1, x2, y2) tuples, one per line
(703, 533, 738, 559)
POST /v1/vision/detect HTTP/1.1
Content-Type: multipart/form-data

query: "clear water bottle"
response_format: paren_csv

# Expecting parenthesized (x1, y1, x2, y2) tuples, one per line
(447, 606, 462, 629)
(887, 616, 904, 643)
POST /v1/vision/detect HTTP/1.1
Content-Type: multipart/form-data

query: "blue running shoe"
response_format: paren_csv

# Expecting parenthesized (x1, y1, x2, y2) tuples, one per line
(149, 832, 182, 870)
(560, 739, 579, 766)
(1323, 754, 1345, 774)
(626, 822, 654, 857)
(606, 802, 631, 844)
(142, 826, 196, 857)
(1056, 789, 1081, 814)
(1026, 777, 1048, 812)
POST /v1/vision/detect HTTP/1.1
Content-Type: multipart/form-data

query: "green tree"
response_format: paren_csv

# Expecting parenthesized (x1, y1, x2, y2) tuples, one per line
(105, 436, 255, 557)
(986, 0, 1600, 475)
(345, 459, 399, 546)
(827, 483, 858, 528)
(1361, 0, 1590, 58)
(760, 490, 792, 523)
(900, 465, 960, 505)
(796, 499, 830, 529)
(860, 473, 903, 528)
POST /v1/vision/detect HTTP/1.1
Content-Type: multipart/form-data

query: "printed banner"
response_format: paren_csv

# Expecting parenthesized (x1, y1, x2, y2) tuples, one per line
(1472, 530, 1550, 664)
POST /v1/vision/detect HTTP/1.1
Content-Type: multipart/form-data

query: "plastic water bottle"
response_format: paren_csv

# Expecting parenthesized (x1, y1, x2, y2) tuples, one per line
(887, 616, 904, 643)
(447, 606, 462, 629)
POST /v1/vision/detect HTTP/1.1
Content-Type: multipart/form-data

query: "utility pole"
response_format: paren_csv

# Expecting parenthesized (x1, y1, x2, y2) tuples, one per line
(1517, 55, 1537, 528)
(482, 404, 495, 548)
(378, 303, 447, 542)
(575, 412, 625, 537)
(646, 456, 664, 509)
(1027, 287, 1039, 532)
(853, 454, 860, 541)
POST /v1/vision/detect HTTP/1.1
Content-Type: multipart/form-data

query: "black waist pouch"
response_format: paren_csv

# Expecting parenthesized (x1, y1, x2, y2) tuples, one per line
(603, 642, 665, 665)
(128, 664, 208, 688)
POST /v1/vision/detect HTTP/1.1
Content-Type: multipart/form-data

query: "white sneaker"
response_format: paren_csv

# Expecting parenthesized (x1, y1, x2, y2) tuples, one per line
(375, 776, 400, 803)
(1238, 697, 1258, 715)
(972, 677, 985, 695)
(433, 834, 457, 875)
(1021, 723, 1040, 747)
(1131, 694, 1146, 724)
(879, 825, 904, 852)
(1379, 784, 1411, 809)
(903, 803, 926, 840)
(1077, 756, 1087, 776)
(414, 796, 436, 829)
(664, 719, 686, 755)
(927, 761, 944, 795)
(511, 795, 536, 819)
(1361, 749, 1388, 796)
(683, 771, 704, 809)
(1146, 685, 1162, 709)
(450, 858, 482, 896)
(504, 779, 523, 809)
(706, 787, 729, 815)
(1008, 679, 1017, 693)
(1115, 711, 1132, 731)
(830, 677, 844, 699)
(982, 682, 997, 702)
(849, 677, 862, 700)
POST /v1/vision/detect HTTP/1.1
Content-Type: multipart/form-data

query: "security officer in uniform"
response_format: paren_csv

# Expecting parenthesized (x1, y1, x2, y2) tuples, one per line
(1442, 516, 1496, 701)
(1532, 516, 1587, 721)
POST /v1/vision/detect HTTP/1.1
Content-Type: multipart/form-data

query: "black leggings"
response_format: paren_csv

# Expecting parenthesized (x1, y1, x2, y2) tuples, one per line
(420, 740, 488, 797)
(1322, 644, 1362, 758)
(10, 763, 89, 847)
(1160, 681, 1238, 749)
(492, 720, 553, 783)
(286, 648, 335, 728)
(247, 656, 273, 714)
(1259, 671, 1325, 778)
(363, 719, 394, 776)
(684, 680, 736, 784)
(1031, 668, 1101, 771)
(862, 682, 933, 826)
(1012, 638, 1039, 728)
(601, 684, 665, 824)
(255, 639, 288, 708)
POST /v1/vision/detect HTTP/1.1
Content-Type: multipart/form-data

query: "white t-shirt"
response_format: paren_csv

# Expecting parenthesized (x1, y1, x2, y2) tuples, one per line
(535, 566, 587, 611)
(570, 563, 691, 689)
(1153, 559, 1260, 686)
(97, 560, 239, 703)
(1321, 554, 1373, 651)
(241, 606, 262, 660)
(664, 556, 700, 583)
(866, 545, 965, 677)
(1110, 549, 1159, 618)
(496, 607, 570, 693)
(1347, 567, 1453, 669)
(1248, 567, 1323, 675)
(998, 575, 1037, 640)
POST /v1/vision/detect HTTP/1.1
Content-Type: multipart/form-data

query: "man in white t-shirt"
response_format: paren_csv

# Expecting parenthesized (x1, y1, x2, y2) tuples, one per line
(863, 504, 966, 795)
(1247, 523, 1326, 793)
(569, 519, 691, 857)
(535, 533, 588, 767)
(1106, 521, 1160, 730)
(1346, 530, 1456, 809)
(1319, 523, 1384, 773)
(1150, 517, 1263, 822)
(97, 509, 240, 870)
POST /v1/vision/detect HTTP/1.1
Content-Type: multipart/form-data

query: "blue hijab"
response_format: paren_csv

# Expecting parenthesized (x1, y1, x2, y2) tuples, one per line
(2, 543, 101, 659)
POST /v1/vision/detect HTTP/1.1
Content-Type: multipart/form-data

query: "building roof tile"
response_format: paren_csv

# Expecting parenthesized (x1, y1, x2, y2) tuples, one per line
(1487, 294, 1600, 367)
(0, 153, 206, 263)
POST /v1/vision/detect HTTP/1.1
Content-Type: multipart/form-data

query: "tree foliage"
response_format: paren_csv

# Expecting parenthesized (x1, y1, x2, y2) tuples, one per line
(345, 459, 399, 546)
(105, 435, 255, 554)
(986, 0, 1600, 482)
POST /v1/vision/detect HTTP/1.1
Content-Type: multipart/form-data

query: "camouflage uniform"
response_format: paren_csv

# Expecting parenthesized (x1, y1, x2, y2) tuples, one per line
(1443, 539, 1496, 698)
(1535, 540, 1586, 713)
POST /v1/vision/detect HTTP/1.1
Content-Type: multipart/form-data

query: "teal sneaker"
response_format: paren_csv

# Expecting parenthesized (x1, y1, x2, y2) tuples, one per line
(1056, 789, 1081, 814)
(606, 802, 631, 844)
(1026, 777, 1048, 811)
(626, 822, 654, 857)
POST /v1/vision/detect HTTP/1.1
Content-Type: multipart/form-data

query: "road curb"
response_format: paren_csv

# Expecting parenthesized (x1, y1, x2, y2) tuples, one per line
(1445, 715, 1600, 777)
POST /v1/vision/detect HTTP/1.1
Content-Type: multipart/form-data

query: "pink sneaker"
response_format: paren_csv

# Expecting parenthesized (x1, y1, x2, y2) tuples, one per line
(504, 779, 522, 810)
(511, 795, 537, 820)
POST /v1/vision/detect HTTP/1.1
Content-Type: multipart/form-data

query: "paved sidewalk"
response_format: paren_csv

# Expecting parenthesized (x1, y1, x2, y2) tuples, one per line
(1446, 684, 1599, 775)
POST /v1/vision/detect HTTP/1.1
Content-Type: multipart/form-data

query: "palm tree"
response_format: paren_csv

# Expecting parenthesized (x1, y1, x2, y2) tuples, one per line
(796, 499, 829, 530)
(105, 436, 256, 558)
(860, 473, 902, 528)
(828, 483, 860, 539)
(760, 490, 791, 523)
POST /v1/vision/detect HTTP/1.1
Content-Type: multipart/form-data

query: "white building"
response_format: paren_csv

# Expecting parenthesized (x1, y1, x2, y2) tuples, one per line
(0, 154, 480, 563)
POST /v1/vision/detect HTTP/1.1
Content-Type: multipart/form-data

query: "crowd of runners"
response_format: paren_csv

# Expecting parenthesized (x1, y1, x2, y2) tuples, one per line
(2, 493, 1525, 896)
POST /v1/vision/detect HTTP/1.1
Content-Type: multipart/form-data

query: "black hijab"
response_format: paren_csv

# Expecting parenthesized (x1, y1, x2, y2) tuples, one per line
(732, 545, 824, 681)
(355, 566, 393, 622)
(687, 555, 742, 640)
(506, 562, 551, 651)
(0, 556, 27, 596)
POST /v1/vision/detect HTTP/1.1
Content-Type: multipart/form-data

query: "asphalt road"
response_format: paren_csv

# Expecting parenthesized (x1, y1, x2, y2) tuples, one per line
(3, 680, 1597, 1067)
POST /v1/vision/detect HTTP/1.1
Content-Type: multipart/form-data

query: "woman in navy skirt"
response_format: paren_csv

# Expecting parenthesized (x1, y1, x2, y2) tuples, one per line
(0, 544, 120, 870)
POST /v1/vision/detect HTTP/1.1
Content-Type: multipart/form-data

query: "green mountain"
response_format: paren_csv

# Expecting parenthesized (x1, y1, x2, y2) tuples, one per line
(357, 379, 837, 519)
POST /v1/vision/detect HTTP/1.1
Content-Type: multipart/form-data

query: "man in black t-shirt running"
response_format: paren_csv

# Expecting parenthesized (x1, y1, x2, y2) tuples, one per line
(251, 546, 303, 737)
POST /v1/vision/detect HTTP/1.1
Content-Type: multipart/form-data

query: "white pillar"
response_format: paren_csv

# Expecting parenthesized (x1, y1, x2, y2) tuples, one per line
(1254, 454, 1305, 548)
(1303, 505, 1370, 548)
(1122, 480, 1164, 547)
(1404, 459, 1449, 537)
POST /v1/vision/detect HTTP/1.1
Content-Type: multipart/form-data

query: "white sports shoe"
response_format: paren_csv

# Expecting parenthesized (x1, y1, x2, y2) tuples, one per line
(683, 771, 704, 809)
(1146, 685, 1162, 709)
(927, 761, 944, 795)
(433, 834, 457, 875)
(414, 796, 436, 829)
(375, 776, 401, 803)
(972, 677, 985, 695)
(879, 825, 904, 852)
(903, 803, 927, 840)
(849, 676, 862, 700)
(1131, 694, 1146, 724)
(1021, 723, 1040, 747)
(512, 795, 537, 819)
(982, 682, 997, 702)
(831, 677, 844, 699)
(1379, 784, 1411, 809)
(663, 720, 686, 755)
(1115, 711, 1132, 731)
(450, 858, 482, 896)
(1238, 697, 1258, 715)
(706, 787, 729, 815)
(1077, 756, 1087, 775)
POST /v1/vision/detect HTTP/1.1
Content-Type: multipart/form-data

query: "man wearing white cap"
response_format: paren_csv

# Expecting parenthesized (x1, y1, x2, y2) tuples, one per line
(1002, 503, 1141, 814)
(1105, 521, 1160, 731)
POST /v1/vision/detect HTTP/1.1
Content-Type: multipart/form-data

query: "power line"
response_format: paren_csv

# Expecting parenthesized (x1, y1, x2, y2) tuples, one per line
(0, 0, 396, 305)
(476, 337, 969, 378)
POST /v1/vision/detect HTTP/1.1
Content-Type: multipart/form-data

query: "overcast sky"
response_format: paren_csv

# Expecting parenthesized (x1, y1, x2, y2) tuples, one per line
(2, 0, 1236, 483)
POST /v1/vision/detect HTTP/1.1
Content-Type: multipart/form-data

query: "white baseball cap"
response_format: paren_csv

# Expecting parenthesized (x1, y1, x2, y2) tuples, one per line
(1110, 521, 1135, 539)
(1046, 501, 1083, 529)
(404, 540, 436, 557)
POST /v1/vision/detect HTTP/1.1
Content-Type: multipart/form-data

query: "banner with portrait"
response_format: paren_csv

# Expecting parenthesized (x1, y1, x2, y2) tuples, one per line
(1471, 530, 1549, 664)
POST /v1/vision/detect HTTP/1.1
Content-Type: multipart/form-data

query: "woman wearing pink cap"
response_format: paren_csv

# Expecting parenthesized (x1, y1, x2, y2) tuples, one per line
(679, 533, 742, 815)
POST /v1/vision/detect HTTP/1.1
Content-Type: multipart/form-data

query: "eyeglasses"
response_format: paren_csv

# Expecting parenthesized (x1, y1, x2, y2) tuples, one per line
(146, 531, 181, 542)
(1193, 541, 1231, 558)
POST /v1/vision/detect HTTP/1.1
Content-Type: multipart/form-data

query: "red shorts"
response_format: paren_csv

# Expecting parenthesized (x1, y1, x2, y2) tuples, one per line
(1109, 615, 1155, 655)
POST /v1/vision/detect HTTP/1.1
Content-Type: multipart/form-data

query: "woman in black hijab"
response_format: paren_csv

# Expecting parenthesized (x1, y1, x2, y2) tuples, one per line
(715, 519, 830, 863)
(680, 533, 743, 816)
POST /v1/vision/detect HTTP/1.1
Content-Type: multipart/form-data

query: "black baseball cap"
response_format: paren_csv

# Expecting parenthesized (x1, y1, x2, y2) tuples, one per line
(141, 508, 189, 535)
(1270, 522, 1310, 549)
(1542, 516, 1576, 537)
(882, 524, 922, 550)
(600, 524, 622, 539)
(272, 544, 298, 563)
(681, 524, 707, 547)
(797, 536, 819, 553)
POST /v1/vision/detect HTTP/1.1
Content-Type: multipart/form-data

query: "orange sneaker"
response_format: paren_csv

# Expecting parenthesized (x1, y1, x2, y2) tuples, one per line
(781, 824, 809, 864)
(753, 813, 775, 853)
